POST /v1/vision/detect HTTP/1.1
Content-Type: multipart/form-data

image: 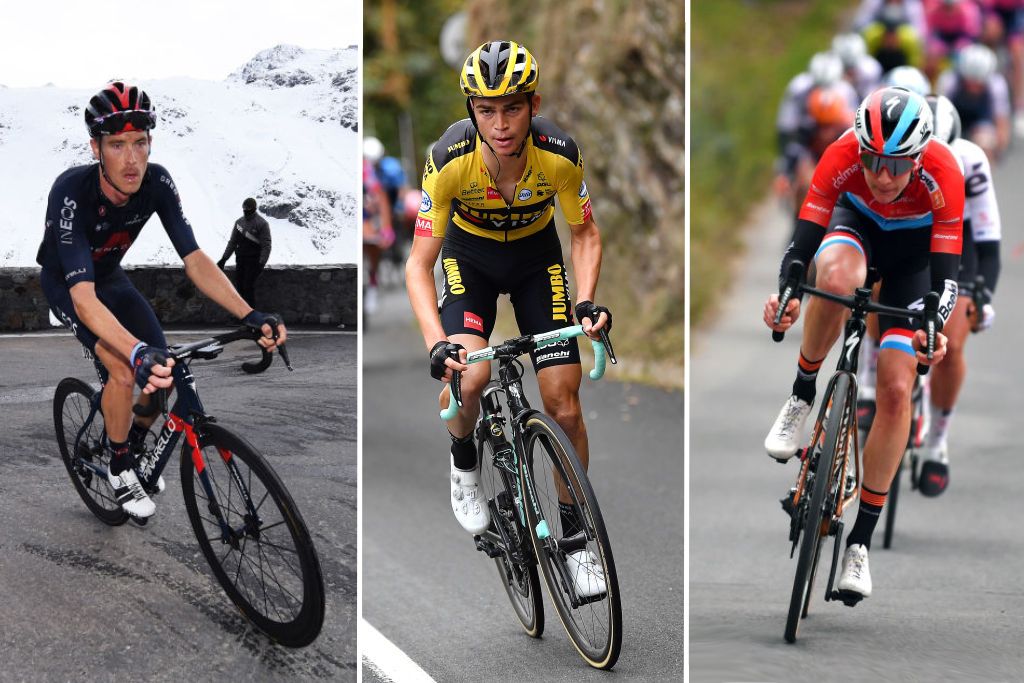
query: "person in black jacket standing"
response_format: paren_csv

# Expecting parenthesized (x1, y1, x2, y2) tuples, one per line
(218, 197, 272, 308)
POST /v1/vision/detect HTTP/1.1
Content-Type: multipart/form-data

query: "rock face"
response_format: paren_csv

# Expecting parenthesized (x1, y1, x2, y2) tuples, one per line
(467, 1, 685, 374)
(0, 45, 359, 268)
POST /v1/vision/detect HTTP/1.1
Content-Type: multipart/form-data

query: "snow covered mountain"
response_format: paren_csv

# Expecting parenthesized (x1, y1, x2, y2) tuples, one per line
(0, 45, 359, 267)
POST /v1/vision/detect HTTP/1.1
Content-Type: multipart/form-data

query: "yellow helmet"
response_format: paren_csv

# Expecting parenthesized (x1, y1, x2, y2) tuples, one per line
(460, 41, 539, 98)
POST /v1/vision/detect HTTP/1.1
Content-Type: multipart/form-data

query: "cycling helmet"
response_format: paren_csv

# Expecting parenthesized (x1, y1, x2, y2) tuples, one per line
(957, 43, 997, 83)
(808, 52, 843, 86)
(832, 33, 867, 69)
(925, 94, 962, 144)
(883, 65, 931, 96)
(85, 81, 156, 138)
(460, 41, 539, 98)
(363, 136, 385, 164)
(807, 85, 854, 127)
(854, 86, 934, 156)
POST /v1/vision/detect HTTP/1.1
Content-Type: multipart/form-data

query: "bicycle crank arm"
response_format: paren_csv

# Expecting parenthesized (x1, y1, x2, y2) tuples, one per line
(474, 536, 504, 559)
(824, 519, 844, 602)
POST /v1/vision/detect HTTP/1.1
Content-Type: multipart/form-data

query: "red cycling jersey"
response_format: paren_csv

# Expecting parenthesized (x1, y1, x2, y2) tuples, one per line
(797, 129, 964, 257)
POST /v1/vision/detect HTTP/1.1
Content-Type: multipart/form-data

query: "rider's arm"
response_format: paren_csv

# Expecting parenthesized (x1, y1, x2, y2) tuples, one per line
(928, 146, 968, 327)
(150, 164, 200, 261)
(258, 216, 272, 267)
(569, 216, 602, 304)
(405, 235, 447, 350)
(779, 219, 826, 286)
(182, 250, 252, 320)
(962, 141, 1002, 293)
(220, 225, 239, 264)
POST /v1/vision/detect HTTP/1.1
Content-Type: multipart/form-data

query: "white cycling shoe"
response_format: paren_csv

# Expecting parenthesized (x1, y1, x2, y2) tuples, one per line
(450, 456, 490, 534)
(566, 549, 607, 599)
(108, 467, 156, 519)
(837, 543, 872, 598)
(765, 396, 812, 461)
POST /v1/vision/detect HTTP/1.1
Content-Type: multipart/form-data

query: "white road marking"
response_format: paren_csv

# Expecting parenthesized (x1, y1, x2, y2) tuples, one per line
(360, 619, 436, 683)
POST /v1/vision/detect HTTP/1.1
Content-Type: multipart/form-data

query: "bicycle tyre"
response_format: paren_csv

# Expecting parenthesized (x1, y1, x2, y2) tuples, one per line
(520, 412, 622, 669)
(180, 422, 325, 647)
(882, 452, 903, 550)
(54, 378, 129, 526)
(785, 373, 851, 643)
(478, 435, 544, 638)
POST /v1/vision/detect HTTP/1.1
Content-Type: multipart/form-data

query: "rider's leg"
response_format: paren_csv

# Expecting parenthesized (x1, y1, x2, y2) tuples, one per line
(537, 363, 588, 537)
(93, 339, 136, 475)
(928, 296, 970, 446)
(443, 333, 490, 448)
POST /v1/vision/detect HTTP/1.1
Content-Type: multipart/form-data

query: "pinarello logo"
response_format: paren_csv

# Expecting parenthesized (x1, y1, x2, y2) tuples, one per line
(486, 187, 501, 200)
(464, 312, 484, 332)
(414, 217, 433, 237)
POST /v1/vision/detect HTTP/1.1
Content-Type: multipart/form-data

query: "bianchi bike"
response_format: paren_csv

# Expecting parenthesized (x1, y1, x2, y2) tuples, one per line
(772, 261, 939, 643)
(53, 323, 325, 647)
(441, 325, 622, 669)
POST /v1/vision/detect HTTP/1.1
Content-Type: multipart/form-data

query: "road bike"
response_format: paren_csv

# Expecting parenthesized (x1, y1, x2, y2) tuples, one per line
(53, 324, 325, 647)
(441, 325, 622, 669)
(772, 261, 939, 643)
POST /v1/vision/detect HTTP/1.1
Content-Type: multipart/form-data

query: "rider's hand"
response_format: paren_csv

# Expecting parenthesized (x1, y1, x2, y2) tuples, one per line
(764, 293, 801, 332)
(216, 259, 227, 271)
(575, 301, 612, 339)
(429, 341, 468, 382)
(242, 310, 287, 349)
(130, 343, 175, 394)
(913, 329, 948, 366)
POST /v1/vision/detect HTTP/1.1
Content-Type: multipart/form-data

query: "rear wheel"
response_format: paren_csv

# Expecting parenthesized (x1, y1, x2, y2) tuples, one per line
(181, 423, 325, 647)
(478, 434, 544, 637)
(54, 378, 128, 526)
(785, 374, 851, 643)
(521, 412, 622, 670)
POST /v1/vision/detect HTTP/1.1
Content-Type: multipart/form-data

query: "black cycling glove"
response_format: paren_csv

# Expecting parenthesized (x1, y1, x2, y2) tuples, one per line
(574, 301, 613, 333)
(242, 310, 281, 337)
(430, 341, 465, 380)
(130, 343, 168, 391)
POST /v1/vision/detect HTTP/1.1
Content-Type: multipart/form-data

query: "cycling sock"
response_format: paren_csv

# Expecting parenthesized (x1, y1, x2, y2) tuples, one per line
(450, 432, 477, 470)
(846, 486, 887, 550)
(926, 404, 954, 448)
(128, 422, 149, 448)
(559, 501, 583, 538)
(792, 351, 825, 404)
(108, 439, 133, 476)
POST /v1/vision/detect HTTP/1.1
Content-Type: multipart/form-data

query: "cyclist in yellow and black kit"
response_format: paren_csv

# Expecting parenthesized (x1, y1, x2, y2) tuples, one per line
(406, 41, 611, 599)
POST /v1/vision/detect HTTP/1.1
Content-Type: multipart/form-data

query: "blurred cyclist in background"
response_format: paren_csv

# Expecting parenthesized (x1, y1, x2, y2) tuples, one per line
(937, 42, 1012, 159)
(863, 2, 927, 72)
(363, 144, 394, 316)
(834, 32, 884, 98)
(979, 0, 1024, 134)
(924, 0, 983, 83)
(883, 63, 933, 93)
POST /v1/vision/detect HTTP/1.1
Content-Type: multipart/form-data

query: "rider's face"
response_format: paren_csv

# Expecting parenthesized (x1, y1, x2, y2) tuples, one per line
(91, 130, 150, 195)
(471, 93, 540, 156)
(862, 163, 913, 204)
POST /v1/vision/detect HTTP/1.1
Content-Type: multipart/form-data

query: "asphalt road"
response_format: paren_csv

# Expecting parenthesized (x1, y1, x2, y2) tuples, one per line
(689, 150, 1024, 681)
(362, 287, 684, 680)
(0, 328, 356, 681)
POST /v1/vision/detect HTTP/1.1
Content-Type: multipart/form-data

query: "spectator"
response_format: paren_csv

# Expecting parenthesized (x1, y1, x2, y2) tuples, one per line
(218, 197, 272, 308)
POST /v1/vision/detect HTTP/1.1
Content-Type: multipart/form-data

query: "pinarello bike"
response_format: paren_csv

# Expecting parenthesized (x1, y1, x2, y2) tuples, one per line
(53, 324, 325, 647)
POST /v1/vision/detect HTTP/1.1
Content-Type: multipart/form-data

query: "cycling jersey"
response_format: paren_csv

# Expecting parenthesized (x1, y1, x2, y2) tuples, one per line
(36, 163, 199, 288)
(414, 116, 592, 244)
(952, 136, 1002, 292)
(937, 71, 1012, 130)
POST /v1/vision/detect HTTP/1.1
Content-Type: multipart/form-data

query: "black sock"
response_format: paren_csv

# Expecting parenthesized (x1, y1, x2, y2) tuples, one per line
(792, 351, 825, 404)
(450, 432, 477, 470)
(559, 502, 583, 538)
(108, 439, 133, 476)
(846, 486, 887, 550)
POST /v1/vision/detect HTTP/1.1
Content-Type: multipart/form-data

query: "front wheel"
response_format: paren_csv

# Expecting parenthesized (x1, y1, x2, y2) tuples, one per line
(181, 423, 325, 647)
(520, 412, 622, 670)
(54, 378, 128, 526)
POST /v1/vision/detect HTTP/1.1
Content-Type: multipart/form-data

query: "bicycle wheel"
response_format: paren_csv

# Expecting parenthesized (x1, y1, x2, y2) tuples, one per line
(478, 434, 544, 638)
(180, 423, 325, 647)
(520, 412, 622, 670)
(785, 374, 851, 643)
(882, 452, 904, 550)
(54, 378, 129, 526)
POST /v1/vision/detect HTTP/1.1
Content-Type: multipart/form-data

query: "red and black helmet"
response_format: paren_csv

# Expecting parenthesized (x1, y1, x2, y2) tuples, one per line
(85, 81, 157, 138)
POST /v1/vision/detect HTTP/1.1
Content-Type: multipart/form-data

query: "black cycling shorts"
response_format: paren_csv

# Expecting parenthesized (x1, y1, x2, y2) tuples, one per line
(439, 224, 581, 371)
(41, 267, 166, 365)
(817, 203, 932, 349)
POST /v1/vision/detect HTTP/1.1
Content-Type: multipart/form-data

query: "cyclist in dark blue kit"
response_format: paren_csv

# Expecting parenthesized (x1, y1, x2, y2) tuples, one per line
(37, 81, 286, 520)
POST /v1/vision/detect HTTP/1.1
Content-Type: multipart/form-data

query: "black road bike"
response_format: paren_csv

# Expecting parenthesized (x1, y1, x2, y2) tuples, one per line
(772, 261, 939, 643)
(442, 325, 623, 669)
(53, 325, 325, 647)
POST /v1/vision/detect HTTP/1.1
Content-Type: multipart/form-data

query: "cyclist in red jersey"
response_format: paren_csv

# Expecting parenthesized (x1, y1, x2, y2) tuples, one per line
(764, 86, 964, 601)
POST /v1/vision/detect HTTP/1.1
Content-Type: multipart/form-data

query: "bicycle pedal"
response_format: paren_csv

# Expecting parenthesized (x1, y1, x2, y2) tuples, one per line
(780, 492, 796, 518)
(831, 589, 864, 607)
(129, 515, 150, 527)
(474, 537, 502, 558)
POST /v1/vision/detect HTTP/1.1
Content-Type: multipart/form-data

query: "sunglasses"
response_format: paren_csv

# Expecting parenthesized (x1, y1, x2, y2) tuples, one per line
(859, 151, 917, 176)
(94, 110, 157, 136)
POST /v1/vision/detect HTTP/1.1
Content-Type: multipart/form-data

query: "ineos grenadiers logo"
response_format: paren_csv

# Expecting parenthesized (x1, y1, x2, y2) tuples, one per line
(59, 197, 77, 244)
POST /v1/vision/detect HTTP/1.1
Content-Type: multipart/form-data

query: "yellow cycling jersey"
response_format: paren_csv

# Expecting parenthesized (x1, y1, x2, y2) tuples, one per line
(414, 117, 593, 242)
